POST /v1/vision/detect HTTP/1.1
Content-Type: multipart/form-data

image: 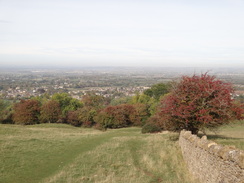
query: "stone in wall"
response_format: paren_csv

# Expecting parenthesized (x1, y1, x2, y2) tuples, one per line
(179, 130, 244, 183)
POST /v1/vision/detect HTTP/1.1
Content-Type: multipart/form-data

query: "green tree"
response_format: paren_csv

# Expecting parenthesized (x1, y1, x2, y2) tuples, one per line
(82, 94, 106, 109)
(133, 103, 150, 125)
(0, 100, 13, 123)
(0, 100, 5, 121)
(32, 93, 51, 104)
(52, 93, 83, 116)
(130, 93, 158, 116)
(77, 106, 97, 127)
(144, 83, 170, 101)
(131, 93, 151, 104)
(110, 96, 132, 106)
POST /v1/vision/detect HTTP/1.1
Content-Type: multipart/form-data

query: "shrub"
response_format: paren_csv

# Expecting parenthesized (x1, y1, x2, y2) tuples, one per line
(82, 94, 106, 108)
(93, 123, 106, 131)
(0, 113, 13, 124)
(0, 100, 13, 124)
(13, 99, 40, 125)
(146, 112, 179, 132)
(66, 110, 81, 126)
(95, 104, 141, 129)
(82, 121, 93, 128)
(141, 123, 161, 134)
(67, 107, 97, 127)
(39, 100, 61, 123)
(77, 107, 97, 126)
(133, 103, 150, 126)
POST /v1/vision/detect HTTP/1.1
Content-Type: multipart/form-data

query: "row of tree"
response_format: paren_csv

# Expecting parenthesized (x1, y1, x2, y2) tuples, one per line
(0, 73, 243, 134)
(0, 82, 168, 129)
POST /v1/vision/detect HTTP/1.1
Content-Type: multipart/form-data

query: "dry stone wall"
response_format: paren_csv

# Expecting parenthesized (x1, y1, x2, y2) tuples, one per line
(179, 130, 244, 183)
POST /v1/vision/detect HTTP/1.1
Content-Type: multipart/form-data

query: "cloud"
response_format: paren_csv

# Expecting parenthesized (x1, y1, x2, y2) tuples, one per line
(0, 20, 11, 23)
(0, 0, 244, 68)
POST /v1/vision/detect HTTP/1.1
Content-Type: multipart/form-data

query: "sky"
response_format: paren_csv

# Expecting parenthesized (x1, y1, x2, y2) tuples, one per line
(0, 0, 244, 68)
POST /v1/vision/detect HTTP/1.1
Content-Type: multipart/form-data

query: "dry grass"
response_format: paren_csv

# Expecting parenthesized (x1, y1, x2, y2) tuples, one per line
(0, 124, 196, 183)
(43, 132, 195, 183)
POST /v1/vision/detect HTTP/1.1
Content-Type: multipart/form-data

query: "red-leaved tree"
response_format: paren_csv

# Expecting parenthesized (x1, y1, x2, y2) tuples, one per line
(95, 104, 140, 129)
(66, 110, 81, 126)
(156, 73, 243, 134)
(40, 100, 61, 123)
(13, 99, 40, 125)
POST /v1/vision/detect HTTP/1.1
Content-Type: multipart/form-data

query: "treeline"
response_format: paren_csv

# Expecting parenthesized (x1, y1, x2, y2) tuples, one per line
(1, 73, 243, 134)
(0, 83, 170, 131)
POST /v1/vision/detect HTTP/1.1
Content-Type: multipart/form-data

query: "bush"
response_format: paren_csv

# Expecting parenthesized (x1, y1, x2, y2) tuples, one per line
(147, 113, 178, 132)
(93, 123, 106, 131)
(76, 107, 97, 125)
(95, 104, 141, 129)
(66, 110, 81, 126)
(141, 123, 161, 134)
(39, 100, 61, 123)
(13, 99, 40, 125)
(0, 113, 14, 124)
(82, 121, 93, 128)
(155, 73, 244, 134)
(0, 100, 13, 124)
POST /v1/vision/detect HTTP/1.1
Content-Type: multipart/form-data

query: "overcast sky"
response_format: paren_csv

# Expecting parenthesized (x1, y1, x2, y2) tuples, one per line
(0, 0, 244, 68)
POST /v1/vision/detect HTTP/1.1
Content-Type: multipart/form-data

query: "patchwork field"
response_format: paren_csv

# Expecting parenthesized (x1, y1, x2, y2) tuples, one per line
(0, 124, 195, 183)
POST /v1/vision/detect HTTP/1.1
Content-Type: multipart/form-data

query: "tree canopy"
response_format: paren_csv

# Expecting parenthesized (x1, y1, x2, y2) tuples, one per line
(95, 104, 140, 129)
(154, 74, 243, 134)
(40, 100, 61, 123)
(52, 93, 83, 116)
(144, 83, 170, 101)
(13, 99, 40, 125)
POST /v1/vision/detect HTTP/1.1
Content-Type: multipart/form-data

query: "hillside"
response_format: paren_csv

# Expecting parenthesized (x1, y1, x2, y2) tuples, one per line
(0, 124, 195, 183)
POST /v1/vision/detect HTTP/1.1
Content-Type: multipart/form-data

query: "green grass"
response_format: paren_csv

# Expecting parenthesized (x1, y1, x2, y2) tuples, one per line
(201, 120, 244, 150)
(0, 124, 195, 183)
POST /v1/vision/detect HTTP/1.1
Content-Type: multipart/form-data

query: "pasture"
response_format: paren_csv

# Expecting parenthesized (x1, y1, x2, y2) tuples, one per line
(201, 120, 244, 150)
(1, 121, 243, 183)
(0, 124, 194, 183)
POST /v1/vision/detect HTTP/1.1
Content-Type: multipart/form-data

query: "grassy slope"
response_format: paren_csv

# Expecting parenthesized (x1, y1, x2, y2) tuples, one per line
(202, 120, 244, 150)
(0, 124, 195, 183)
